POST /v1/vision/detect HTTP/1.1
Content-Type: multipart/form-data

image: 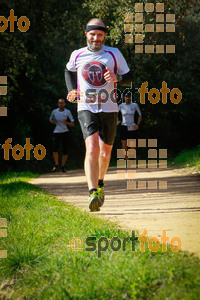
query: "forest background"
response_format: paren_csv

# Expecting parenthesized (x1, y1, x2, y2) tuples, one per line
(0, 0, 199, 172)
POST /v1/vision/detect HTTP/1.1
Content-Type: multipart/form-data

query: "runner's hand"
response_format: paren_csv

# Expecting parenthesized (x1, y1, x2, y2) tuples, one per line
(104, 67, 118, 83)
(67, 89, 80, 102)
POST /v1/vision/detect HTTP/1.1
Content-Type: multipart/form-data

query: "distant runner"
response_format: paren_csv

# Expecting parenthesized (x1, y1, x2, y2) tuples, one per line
(118, 92, 142, 152)
(49, 99, 74, 172)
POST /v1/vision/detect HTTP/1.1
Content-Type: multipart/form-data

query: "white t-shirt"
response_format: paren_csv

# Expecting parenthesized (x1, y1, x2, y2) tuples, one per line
(66, 45, 130, 113)
(118, 103, 141, 126)
(49, 108, 74, 133)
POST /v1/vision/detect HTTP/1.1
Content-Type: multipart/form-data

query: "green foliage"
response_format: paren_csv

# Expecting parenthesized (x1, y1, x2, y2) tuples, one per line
(0, 0, 90, 172)
(173, 144, 200, 170)
(83, 0, 200, 156)
(0, 0, 200, 172)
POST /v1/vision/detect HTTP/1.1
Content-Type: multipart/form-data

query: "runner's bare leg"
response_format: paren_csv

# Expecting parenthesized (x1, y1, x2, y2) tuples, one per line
(99, 139, 112, 180)
(61, 154, 68, 166)
(121, 140, 128, 160)
(121, 140, 127, 151)
(53, 152, 59, 165)
(85, 132, 100, 190)
(85, 133, 113, 190)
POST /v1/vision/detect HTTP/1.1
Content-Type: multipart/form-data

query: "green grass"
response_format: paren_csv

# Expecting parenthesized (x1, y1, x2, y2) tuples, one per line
(0, 172, 200, 299)
(173, 145, 200, 171)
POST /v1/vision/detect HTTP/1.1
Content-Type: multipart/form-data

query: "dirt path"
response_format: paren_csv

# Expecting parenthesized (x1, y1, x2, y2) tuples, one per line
(30, 167, 200, 257)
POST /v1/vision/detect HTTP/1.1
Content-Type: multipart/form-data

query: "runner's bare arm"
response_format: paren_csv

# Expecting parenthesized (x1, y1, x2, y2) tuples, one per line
(63, 120, 75, 127)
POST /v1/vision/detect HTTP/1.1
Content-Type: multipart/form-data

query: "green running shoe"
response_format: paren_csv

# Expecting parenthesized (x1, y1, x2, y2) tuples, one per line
(51, 165, 59, 172)
(97, 186, 104, 207)
(89, 191, 101, 212)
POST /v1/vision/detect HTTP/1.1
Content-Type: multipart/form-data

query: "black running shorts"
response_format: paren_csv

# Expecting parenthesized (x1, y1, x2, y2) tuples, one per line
(120, 125, 138, 140)
(78, 110, 118, 146)
(52, 132, 69, 155)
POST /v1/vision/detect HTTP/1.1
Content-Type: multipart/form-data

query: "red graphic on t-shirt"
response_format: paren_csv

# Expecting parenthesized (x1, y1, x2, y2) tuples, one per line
(82, 61, 107, 86)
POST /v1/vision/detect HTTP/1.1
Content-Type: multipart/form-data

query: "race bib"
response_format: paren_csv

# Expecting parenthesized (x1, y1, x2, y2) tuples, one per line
(127, 125, 135, 131)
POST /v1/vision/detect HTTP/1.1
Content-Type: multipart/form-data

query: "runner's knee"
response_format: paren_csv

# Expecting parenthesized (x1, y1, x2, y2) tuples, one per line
(86, 142, 100, 158)
(100, 149, 111, 160)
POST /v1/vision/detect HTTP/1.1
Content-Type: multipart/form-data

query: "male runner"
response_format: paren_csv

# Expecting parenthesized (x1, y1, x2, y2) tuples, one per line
(118, 92, 142, 152)
(65, 18, 132, 211)
(49, 99, 74, 172)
